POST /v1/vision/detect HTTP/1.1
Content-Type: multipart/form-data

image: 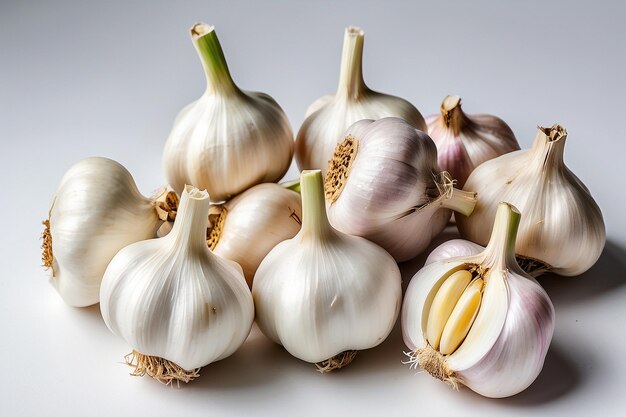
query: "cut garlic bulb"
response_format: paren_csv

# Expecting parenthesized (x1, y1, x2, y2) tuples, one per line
(100, 186, 254, 385)
(163, 23, 294, 201)
(252, 170, 401, 372)
(402, 202, 555, 398)
(42, 157, 177, 307)
(457, 124, 605, 276)
(207, 183, 302, 287)
(325, 117, 477, 262)
(295, 26, 426, 174)
(425, 95, 520, 188)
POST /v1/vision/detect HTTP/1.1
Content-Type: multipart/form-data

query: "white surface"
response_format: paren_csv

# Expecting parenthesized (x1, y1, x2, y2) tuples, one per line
(2, 1, 626, 416)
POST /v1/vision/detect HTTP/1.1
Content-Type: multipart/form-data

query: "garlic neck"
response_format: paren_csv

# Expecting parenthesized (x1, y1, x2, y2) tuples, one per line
(529, 124, 567, 175)
(435, 172, 477, 216)
(191, 23, 239, 97)
(440, 95, 466, 136)
(336, 26, 367, 100)
(300, 170, 334, 240)
(482, 203, 520, 270)
(169, 185, 212, 253)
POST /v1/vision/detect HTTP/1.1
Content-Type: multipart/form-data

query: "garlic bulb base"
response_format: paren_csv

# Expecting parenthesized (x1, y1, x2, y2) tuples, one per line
(41, 219, 53, 270)
(516, 256, 552, 278)
(125, 350, 200, 386)
(315, 350, 357, 373)
(405, 347, 461, 390)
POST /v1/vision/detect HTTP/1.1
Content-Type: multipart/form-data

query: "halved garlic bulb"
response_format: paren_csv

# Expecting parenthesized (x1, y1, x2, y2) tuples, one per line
(100, 186, 254, 384)
(402, 203, 555, 398)
(426, 95, 520, 188)
(163, 23, 294, 201)
(295, 26, 426, 174)
(457, 124, 605, 276)
(252, 170, 401, 372)
(325, 117, 477, 262)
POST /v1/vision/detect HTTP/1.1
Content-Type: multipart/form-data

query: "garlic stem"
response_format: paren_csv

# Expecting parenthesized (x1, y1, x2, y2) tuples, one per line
(440, 188, 477, 217)
(440, 95, 465, 135)
(191, 23, 238, 96)
(337, 26, 367, 100)
(482, 202, 520, 269)
(530, 124, 567, 173)
(280, 179, 301, 193)
(169, 185, 212, 252)
(300, 170, 333, 238)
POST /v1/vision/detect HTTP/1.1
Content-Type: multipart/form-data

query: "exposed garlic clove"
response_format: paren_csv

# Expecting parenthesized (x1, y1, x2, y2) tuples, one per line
(457, 124, 606, 276)
(295, 26, 426, 175)
(163, 23, 294, 202)
(425, 96, 520, 188)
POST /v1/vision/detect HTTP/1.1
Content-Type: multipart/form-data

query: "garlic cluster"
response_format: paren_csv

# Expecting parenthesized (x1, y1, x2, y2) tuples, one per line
(425, 95, 520, 188)
(252, 170, 401, 372)
(42, 157, 177, 307)
(295, 26, 426, 174)
(457, 124, 605, 276)
(402, 202, 555, 398)
(163, 23, 294, 201)
(100, 186, 254, 384)
(325, 117, 477, 262)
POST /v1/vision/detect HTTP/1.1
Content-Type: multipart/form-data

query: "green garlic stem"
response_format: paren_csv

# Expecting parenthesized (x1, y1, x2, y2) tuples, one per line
(441, 188, 477, 217)
(337, 27, 367, 100)
(300, 170, 332, 238)
(191, 23, 238, 96)
(483, 202, 521, 269)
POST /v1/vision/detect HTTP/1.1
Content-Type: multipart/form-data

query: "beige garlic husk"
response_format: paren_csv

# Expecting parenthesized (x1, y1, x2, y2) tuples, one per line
(325, 117, 477, 262)
(206, 183, 302, 287)
(402, 202, 555, 398)
(425, 95, 520, 188)
(163, 23, 293, 201)
(295, 26, 426, 174)
(457, 124, 605, 276)
(42, 157, 177, 307)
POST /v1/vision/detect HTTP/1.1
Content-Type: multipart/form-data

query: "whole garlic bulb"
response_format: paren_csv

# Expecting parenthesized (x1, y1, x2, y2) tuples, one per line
(42, 157, 176, 307)
(295, 26, 426, 174)
(402, 202, 555, 398)
(100, 186, 254, 384)
(425, 95, 520, 188)
(252, 170, 401, 372)
(325, 117, 477, 262)
(163, 23, 294, 201)
(457, 124, 605, 276)
(207, 183, 302, 287)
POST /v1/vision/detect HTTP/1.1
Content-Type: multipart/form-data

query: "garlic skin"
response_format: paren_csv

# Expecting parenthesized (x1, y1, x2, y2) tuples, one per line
(163, 23, 293, 201)
(252, 170, 401, 370)
(295, 26, 426, 174)
(325, 117, 477, 262)
(402, 203, 555, 398)
(43, 157, 168, 307)
(100, 186, 254, 381)
(208, 183, 302, 287)
(425, 96, 520, 188)
(457, 125, 605, 276)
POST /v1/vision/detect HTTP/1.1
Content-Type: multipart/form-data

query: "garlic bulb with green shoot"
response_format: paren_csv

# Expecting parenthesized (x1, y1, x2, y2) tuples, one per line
(42, 157, 178, 307)
(207, 183, 302, 287)
(163, 23, 294, 201)
(426, 95, 520, 188)
(252, 170, 401, 372)
(402, 202, 555, 398)
(100, 185, 254, 385)
(457, 124, 605, 276)
(325, 117, 477, 262)
(295, 26, 426, 174)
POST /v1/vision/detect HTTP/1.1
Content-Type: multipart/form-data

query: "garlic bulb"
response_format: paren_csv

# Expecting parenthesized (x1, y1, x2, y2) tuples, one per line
(163, 23, 294, 201)
(100, 186, 254, 384)
(457, 124, 605, 276)
(207, 183, 302, 287)
(425, 95, 520, 188)
(295, 26, 426, 174)
(402, 202, 555, 398)
(252, 170, 401, 372)
(42, 157, 177, 307)
(325, 117, 477, 262)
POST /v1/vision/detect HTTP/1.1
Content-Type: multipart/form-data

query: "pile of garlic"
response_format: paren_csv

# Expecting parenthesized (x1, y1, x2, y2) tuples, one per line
(41, 22, 605, 397)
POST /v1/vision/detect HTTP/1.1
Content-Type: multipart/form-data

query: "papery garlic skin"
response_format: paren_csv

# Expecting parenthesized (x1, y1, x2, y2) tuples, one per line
(45, 157, 162, 307)
(325, 117, 476, 262)
(295, 26, 426, 174)
(209, 183, 302, 287)
(100, 186, 254, 373)
(457, 125, 605, 276)
(253, 170, 401, 367)
(163, 23, 293, 201)
(402, 203, 555, 398)
(425, 96, 519, 188)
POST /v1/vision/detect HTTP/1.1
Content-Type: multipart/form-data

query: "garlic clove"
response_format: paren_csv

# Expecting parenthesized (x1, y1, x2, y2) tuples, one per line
(438, 277, 483, 356)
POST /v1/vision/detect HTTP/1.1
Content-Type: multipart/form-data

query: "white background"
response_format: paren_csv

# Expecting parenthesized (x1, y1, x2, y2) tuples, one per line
(2, 1, 625, 416)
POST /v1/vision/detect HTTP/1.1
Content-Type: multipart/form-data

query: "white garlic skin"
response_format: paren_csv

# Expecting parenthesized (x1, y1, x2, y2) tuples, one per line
(295, 26, 426, 174)
(100, 186, 254, 371)
(47, 157, 161, 307)
(163, 23, 293, 202)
